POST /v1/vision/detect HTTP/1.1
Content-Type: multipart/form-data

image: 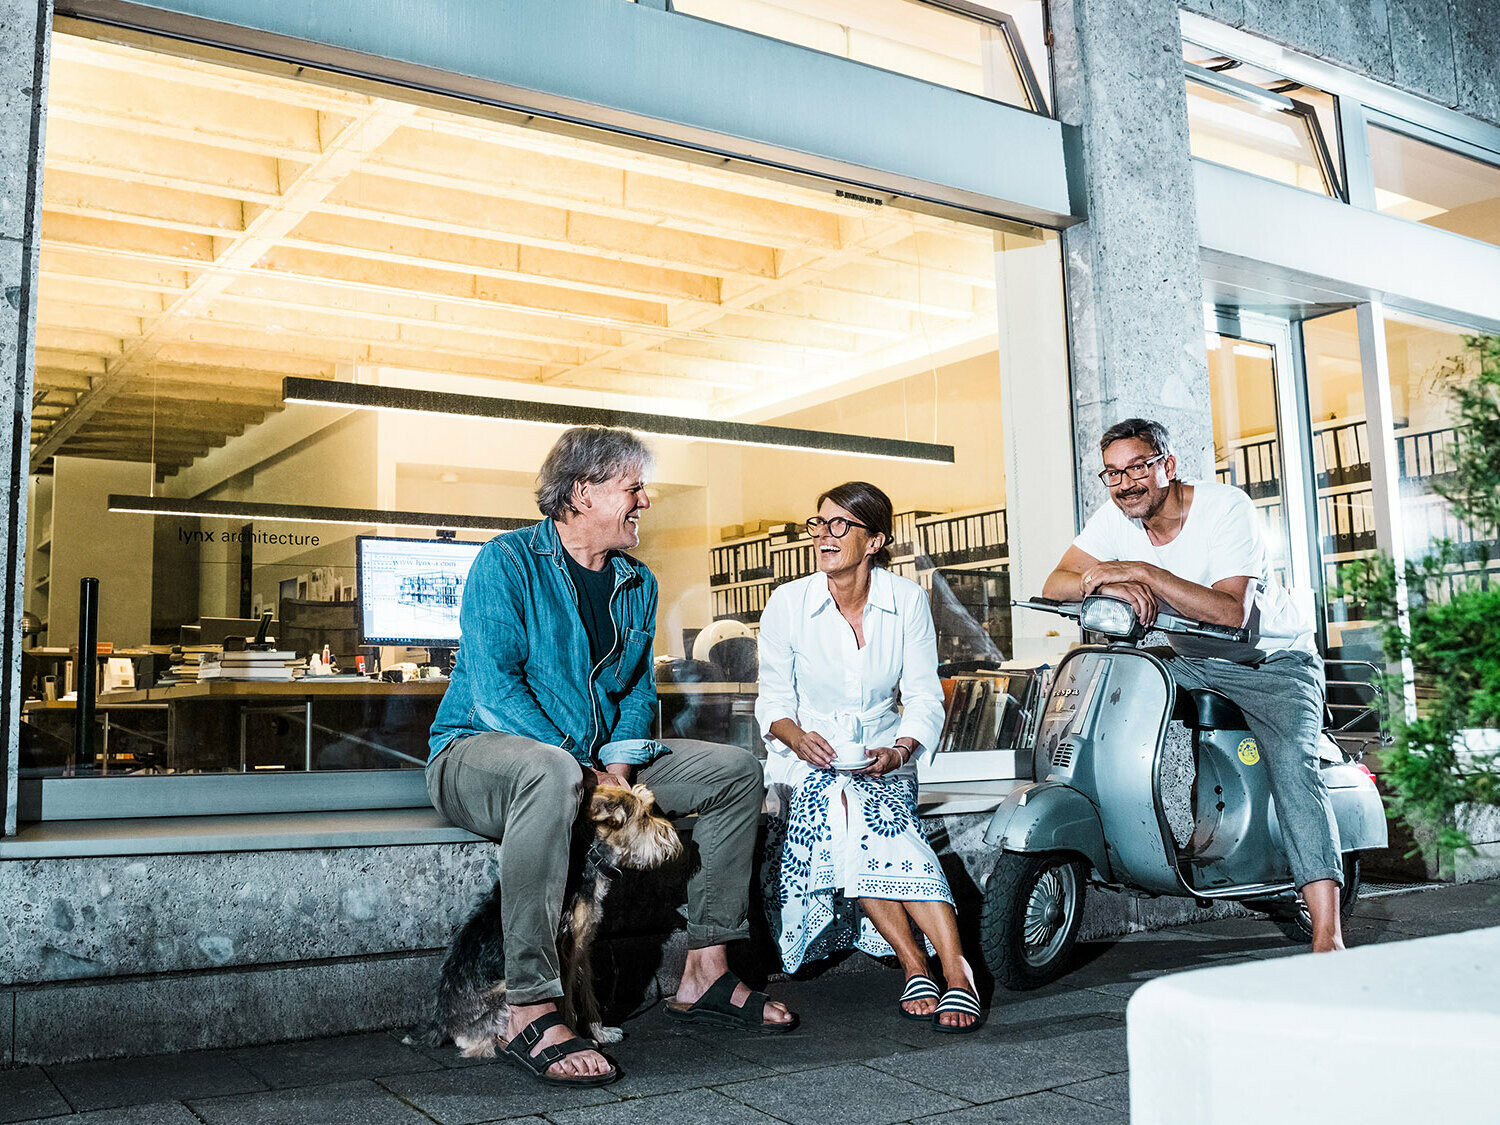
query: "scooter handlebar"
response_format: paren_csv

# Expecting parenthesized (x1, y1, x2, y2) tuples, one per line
(1155, 611, 1251, 645)
(1014, 597, 1251, 644)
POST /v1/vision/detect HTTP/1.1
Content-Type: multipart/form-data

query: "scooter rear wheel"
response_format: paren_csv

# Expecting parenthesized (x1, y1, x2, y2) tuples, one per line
(981, 852, 1087, 991)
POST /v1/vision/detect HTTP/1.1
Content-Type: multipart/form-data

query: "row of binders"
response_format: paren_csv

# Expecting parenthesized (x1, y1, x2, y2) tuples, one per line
(1320, 491, 1378, 556)
(711, 582, 770, 624)
(1398, 427, 1458, 482)
(1219, 437, 1281, 500)
(915, 508, 1007, 567)
(1312, 420, 1371, 487)
(710, 537, 773, 587)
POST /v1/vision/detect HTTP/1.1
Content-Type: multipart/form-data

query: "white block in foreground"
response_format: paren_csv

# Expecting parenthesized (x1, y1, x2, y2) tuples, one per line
(1128, 926, 1500, 1124)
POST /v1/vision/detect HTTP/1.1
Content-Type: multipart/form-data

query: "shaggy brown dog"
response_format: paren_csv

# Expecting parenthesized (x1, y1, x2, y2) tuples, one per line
(433, 783, 682, 1057)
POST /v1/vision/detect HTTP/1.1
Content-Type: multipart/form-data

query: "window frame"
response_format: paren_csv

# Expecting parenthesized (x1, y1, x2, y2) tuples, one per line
(1183, 59, 1346, 202)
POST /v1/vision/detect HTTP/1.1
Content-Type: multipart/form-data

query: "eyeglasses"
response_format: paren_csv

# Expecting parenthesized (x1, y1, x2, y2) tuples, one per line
(1098, 454, 1166, 487)
(806, 516, 870, 538)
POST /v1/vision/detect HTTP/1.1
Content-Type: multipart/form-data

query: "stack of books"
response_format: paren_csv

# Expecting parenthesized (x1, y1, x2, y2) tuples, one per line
(199, 650, 300, 682)
(160, 646, 222, 684)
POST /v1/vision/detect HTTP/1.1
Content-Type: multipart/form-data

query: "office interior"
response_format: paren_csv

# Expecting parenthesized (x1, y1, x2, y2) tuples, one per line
(20, 11, 1498, 789)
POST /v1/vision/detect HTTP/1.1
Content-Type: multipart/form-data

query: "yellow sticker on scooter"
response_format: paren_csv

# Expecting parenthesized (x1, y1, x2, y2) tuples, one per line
(1237, 738, 1260, 765)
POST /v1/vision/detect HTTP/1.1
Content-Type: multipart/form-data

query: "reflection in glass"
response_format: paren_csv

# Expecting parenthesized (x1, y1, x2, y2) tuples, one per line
(1184, 78, 1337, 196)
(1206, 333, 1291, 581)
(1301, 310, 1377, 648)
(665, 0, 1049, 111)
(1369, 124, 1500, 249)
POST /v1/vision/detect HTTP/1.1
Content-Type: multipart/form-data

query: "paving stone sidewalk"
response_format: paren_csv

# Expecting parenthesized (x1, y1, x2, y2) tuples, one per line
(4, 879, 1497, 1125)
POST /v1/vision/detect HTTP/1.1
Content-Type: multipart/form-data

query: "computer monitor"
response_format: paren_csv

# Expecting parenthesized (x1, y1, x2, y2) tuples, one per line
(356, 535, 485, 647)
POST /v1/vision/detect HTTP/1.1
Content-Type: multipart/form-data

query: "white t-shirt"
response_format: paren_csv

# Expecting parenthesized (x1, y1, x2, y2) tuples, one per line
(1072, 481, 1315, 659)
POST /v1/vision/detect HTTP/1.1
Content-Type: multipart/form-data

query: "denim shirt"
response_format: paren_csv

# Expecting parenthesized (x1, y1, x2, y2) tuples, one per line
(428, 519, 664, 768)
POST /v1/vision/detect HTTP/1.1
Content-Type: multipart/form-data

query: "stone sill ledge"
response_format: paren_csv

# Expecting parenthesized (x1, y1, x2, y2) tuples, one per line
(0, 782, 1018, 859)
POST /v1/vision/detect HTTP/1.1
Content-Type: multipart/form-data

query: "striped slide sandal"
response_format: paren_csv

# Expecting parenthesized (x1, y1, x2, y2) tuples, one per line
(931, 986, 983, 1034)
(897, 973, 942, 1020)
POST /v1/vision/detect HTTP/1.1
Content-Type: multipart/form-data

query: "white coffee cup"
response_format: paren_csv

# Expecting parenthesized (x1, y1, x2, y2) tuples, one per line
(829, 740, 871, 770)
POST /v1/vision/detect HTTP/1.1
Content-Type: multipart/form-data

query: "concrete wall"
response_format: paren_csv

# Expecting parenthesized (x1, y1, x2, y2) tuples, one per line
(0, 840, 499, 1063)
(1053, 0, 1217, 515)
(1183, 0, 1500, 128)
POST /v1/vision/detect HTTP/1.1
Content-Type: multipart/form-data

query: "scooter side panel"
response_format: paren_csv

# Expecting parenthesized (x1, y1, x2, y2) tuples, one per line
(982, 781, 1111, 879)
(1264, 765, 1389, 856)
(1074, 648, 1188, 894)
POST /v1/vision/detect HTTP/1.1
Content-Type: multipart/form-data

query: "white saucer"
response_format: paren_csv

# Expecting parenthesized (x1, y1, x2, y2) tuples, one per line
(830, 757, 875, 771)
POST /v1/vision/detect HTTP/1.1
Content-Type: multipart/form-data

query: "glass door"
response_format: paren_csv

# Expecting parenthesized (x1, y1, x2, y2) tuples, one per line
(1205, 311, 1314, 598)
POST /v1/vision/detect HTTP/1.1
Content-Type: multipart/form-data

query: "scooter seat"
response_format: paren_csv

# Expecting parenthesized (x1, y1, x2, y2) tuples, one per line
(1173, 688, 1247, 731)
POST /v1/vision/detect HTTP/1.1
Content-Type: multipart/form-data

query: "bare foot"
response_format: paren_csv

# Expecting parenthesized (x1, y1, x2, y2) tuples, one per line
(1311, 934, 1346, 953)
(505, 1001, 611, 1079)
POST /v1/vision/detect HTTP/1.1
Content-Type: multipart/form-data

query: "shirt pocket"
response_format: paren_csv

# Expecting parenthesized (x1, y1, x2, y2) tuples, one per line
(609, 627, 653, 692)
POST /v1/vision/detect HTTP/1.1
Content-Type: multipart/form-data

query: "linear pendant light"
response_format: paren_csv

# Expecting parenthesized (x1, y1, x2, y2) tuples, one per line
(281, 377, 956, 464)
(107, 494, 529, 532)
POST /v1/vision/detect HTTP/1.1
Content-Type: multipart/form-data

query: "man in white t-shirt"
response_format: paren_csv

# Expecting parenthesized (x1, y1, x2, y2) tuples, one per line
(1042, 417, 1346, 952)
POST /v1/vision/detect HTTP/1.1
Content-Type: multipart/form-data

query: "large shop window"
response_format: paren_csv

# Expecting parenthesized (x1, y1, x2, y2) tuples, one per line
(1367, 119, 1500, 250)
(1182, 42, 1342, 199)
(22, 30, 1059, 801)
(648, 0, 1051, 113)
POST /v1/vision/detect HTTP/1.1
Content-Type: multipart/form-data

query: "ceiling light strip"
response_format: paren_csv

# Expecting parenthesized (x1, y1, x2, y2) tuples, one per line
(281, 378, 956, 464)
(107, 494, 529, 532)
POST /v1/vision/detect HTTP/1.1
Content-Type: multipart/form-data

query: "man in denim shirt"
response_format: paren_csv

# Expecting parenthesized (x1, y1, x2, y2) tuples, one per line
(429, 426, 795, 1086)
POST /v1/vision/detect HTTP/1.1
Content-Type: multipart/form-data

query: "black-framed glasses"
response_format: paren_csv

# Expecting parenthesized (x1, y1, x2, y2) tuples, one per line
(806, 516, 869, 538)
(1098, 454, 1166, 487)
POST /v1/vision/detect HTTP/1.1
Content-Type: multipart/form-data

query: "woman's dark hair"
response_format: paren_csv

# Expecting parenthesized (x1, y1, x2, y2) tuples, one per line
(817, 481, 894, 568)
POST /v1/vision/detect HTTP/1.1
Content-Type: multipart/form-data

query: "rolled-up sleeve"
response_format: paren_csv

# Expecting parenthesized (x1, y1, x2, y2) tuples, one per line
(754, 584, 799, 748)
(894, 588, 945, 763)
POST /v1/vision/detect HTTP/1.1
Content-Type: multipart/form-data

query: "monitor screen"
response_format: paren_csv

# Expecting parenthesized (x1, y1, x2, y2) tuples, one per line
(356, 535, 486, 647)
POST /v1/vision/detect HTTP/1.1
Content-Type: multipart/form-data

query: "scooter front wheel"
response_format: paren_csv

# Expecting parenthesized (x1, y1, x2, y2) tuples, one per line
(980, 852, 1087, 991)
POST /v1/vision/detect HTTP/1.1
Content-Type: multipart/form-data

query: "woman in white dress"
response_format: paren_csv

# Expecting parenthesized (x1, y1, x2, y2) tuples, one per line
(756, 482, 981, 1032)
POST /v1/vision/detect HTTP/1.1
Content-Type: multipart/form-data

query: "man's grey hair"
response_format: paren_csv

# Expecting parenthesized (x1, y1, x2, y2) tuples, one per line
(1100, 417, 1173, 459)
(535, 426, 654, 520)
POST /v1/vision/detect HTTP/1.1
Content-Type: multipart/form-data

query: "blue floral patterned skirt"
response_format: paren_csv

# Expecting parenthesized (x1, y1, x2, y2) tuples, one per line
(764, 771, 954, 973)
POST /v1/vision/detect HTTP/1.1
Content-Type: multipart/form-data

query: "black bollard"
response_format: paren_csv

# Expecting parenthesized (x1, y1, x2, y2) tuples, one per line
(74, 577, 99, 769)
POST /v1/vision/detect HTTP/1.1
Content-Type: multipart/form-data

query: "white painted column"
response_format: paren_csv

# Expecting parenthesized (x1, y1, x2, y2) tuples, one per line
(995, 231, 1077, 663)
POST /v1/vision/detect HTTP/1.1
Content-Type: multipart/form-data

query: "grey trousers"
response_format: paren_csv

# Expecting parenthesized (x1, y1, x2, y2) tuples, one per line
(1166, 650, 1344, 889)
(426, 733, 764, 1004)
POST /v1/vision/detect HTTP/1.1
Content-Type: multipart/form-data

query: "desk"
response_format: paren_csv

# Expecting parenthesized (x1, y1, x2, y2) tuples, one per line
(123, 680, 449, 773)
(27, 679, 764, 776)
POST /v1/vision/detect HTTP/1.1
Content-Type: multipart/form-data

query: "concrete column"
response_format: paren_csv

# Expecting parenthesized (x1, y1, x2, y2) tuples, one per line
(1, 0, 50, 837)
(1050, 0, 1214, 516)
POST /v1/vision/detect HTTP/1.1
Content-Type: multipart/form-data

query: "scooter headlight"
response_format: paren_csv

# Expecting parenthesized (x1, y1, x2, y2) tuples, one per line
(1080, 595, 1139, 638)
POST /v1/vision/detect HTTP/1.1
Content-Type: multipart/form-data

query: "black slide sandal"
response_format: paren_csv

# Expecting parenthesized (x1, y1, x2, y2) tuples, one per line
(664, 971, 800, 1033)
(502, 1011, 621, 1086)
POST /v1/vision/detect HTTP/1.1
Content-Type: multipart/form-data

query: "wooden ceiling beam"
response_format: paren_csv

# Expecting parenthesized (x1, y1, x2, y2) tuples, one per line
(45, 118, 289, 203)
(44, 170, 249, 238)
(323, 173, 779, 278)
(40, 247, 191, 295)
(254, 245, 670, 329)
(283, 212, 721, 304)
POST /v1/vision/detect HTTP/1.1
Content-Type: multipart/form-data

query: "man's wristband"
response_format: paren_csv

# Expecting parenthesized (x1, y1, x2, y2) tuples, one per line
(894, 739, 916, 763)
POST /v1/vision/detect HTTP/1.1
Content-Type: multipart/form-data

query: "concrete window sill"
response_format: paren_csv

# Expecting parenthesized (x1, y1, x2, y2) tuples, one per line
(0, 781, 1016, 859)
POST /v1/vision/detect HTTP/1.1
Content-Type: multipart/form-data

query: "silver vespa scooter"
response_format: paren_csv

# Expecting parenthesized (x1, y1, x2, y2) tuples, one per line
(979, 594, 1387, 990)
